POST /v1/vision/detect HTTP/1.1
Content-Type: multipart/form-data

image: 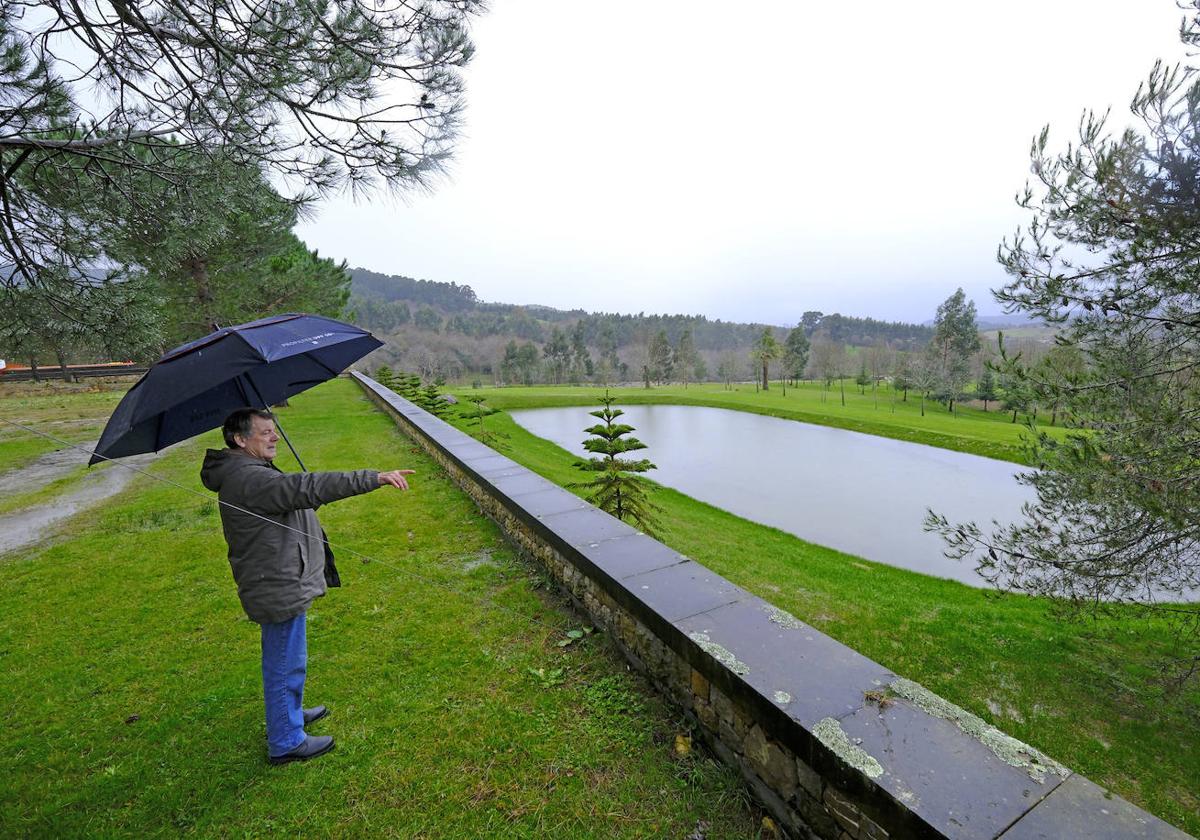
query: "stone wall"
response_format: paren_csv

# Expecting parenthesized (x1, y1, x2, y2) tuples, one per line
(353, 372, 1189, 840)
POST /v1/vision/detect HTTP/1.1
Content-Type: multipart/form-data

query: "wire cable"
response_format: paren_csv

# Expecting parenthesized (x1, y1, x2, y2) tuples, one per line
(0, 416, 578, 641)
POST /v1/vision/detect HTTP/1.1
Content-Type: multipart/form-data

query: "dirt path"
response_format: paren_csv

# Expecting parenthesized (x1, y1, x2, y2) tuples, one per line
(0, 439, 98, 494)
(0, 445, 163, 556)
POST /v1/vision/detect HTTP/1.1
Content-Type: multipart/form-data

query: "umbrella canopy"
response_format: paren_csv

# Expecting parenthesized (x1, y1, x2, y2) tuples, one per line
(91, 313, 382, 465)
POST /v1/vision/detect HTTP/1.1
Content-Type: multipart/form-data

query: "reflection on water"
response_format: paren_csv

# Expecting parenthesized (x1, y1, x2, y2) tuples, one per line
(511, 404, 1037, 587)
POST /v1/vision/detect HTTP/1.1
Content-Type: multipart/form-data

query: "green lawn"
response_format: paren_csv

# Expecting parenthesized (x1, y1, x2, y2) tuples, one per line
(458, 380, 1068, 465)
(0, 379, 131, 472)
(0, 379, 761, 838)
(446, 401, 1199, 835)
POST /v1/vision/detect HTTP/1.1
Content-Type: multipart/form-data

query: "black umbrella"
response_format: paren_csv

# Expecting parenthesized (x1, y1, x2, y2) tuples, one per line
(91, 313, 383, 468)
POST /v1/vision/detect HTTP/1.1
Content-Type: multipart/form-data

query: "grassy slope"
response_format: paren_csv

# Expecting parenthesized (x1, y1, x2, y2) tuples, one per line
(448, 405, 1200, 835)
(460, 381, 1069, 466)
(0, 381, 129, 472)
(0, 379, 761, 838)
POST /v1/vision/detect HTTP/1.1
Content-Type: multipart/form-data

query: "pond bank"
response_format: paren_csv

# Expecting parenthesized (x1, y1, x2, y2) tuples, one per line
(512, 404, 1036, 587)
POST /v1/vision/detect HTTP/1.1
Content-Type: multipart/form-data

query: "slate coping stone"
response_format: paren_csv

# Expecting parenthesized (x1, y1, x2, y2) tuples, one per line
(506, 486, 590, 519)
(487, 471, 558, 500)
(621, 560, 746, 623)
(834, 695, 1067, 840)
(459, 453, 524, 477)
(437, 439, 495, 461)
(536, 506, 639, 548)
(675, 597, 895, 731)
(579, 533, 690, 581)
(999, 775, 1192, 840)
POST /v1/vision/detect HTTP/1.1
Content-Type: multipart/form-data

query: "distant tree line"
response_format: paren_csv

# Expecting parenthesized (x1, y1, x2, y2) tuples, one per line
(346, 269, 943, 387)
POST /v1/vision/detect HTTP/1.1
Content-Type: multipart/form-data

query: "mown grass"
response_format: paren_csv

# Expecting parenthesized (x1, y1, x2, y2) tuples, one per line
(446, 404, 1200, 835)
(459, 381, 1071, 465)
(0, 379, 762, 838)
(0, 379, 131, 472)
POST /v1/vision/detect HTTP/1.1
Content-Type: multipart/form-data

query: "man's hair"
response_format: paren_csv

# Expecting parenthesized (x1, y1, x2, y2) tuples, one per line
(223, 408, 276, 448)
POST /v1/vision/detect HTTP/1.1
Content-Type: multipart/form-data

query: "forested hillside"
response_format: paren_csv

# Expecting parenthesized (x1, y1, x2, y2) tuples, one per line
(346, 268, 937, 384)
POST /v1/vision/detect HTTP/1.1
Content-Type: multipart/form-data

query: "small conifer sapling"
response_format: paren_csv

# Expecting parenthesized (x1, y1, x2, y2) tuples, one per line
(574, 392, 661, 536)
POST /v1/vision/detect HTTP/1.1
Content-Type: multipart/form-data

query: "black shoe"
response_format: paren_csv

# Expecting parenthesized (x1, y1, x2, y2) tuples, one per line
(269, 735, 335, 765)
(303, 705, 329, 725)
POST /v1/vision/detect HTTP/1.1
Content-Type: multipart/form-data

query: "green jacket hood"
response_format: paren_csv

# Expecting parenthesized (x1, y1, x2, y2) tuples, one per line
(200, 447, 262, 493)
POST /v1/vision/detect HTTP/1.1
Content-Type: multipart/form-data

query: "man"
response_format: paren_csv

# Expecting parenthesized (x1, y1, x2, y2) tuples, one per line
(200, 408, 413, 764)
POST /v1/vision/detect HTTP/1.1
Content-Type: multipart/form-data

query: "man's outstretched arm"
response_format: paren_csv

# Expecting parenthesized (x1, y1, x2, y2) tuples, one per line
(232, 467, 415, 514)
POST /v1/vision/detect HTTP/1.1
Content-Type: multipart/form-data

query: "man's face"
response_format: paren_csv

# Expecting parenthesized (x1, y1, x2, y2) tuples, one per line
(236, 416, 279, 461)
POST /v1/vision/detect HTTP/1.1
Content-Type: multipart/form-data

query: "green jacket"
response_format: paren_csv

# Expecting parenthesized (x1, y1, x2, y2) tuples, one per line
(200, 448, 379, 624)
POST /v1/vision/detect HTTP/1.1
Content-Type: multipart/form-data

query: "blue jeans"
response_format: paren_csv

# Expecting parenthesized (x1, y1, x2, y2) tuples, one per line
(261, 611, 308, 757)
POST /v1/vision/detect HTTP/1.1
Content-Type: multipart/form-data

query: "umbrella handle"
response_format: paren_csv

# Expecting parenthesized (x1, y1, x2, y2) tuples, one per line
(241, 375, 308, 472)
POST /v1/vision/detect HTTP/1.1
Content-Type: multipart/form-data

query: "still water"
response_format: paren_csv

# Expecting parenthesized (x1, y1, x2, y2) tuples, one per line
(510, 404, 1037, 587)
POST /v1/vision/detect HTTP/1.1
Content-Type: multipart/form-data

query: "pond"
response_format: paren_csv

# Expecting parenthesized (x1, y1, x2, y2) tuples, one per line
(510, 404, 1037, 587)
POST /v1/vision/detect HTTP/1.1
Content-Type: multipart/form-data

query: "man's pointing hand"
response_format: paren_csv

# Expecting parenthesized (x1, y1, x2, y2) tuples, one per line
(378, 469, 416, 490)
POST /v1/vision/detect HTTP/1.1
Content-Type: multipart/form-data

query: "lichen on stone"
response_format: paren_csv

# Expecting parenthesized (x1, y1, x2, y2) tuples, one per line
(763, 605, 806, 630)
(813, 717, 883, 779)
(888, 677, 1069, 783)
(772, 691, 792, 705)
(688, 631, 750, 675)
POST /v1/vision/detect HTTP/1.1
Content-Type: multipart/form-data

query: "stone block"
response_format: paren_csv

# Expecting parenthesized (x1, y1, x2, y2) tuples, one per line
(730, 703, 753, 741)
(796, 790, 841, 839)
(718, 716, 742, 752)
(860, 813, 889, 840)
(624, 560, 746, 622)
(745, 725, 798, 799)
(710, 684, 734, 727)
(691, 668, 711, 702)
(676, 597, 894, 730)
(1000, 774, 1191, 840)
(796, 757, 823, 799)
(824, 785, 862, 836)
(835, 689, 1068, 839)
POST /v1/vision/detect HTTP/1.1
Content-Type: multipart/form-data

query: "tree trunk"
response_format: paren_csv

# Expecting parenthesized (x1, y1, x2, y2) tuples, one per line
(1012, 409, 1018, 423)
(840, 377, 845, 406)
(28, 356, 40, 382)
(921, 394, 926, 417)
(186, 255, 219, 332)
(54, 348, 74, 383)
(761, 361, 769, 390)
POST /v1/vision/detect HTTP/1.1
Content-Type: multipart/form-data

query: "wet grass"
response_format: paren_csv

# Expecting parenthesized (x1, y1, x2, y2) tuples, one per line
(0, 379, 130, 473)
(459, 381, 1072, 465)
(447, 404, 1200, 835)
(0, 379, 762, 838)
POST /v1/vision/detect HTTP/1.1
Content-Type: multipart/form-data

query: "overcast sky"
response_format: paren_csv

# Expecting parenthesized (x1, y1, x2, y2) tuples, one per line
(296, 1, 1187, 326)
